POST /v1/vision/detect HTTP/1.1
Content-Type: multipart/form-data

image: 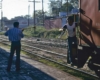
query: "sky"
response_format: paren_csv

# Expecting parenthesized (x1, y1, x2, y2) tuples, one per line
(1, 0, 49, 19)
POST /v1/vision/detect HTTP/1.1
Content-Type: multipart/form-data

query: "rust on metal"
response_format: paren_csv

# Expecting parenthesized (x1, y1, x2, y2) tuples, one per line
(79, 0, 100, 46)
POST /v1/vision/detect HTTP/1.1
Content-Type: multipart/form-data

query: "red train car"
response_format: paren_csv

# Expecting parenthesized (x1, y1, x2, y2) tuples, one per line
(79, 0, 100, 46)
(78, 0, 100, 77)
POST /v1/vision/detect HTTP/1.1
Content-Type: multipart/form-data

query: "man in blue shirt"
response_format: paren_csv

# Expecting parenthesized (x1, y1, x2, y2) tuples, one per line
(5, 22, 24, 72)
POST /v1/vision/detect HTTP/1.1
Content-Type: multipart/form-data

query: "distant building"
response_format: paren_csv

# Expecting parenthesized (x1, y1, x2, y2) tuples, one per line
(3, 17, 37, 29)
(71, 8, 79, 14)
(58, 8, 79, 27)
(59, 12, 67, 17)
(4, 20, 17, 29)
(59, 12, 67, 27)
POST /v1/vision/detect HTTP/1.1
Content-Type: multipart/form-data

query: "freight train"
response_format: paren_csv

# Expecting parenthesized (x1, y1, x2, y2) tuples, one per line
(77, 0, 100, 77)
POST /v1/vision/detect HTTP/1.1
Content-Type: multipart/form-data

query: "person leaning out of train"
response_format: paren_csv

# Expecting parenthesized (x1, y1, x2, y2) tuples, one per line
(61, 16, 77, 66)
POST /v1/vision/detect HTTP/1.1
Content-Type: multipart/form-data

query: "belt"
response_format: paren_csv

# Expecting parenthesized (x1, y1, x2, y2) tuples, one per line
(11, 41, 20, 43)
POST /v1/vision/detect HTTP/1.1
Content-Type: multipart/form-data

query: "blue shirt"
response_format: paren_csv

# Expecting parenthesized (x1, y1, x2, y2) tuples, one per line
(5, 27, 24, 41)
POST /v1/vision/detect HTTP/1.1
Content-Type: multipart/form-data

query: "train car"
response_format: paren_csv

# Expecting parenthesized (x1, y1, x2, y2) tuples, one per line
(78, 0, 100, 77)
(79, 0, 100, 46)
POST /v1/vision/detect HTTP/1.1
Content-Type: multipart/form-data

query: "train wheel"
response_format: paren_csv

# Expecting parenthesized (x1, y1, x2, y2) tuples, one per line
(88, 59, 95, 70)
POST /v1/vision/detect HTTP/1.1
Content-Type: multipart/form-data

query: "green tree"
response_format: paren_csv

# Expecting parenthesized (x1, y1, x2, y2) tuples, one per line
(1, 17, 8, 21)
(48, 0, 63, 16)
(34, 10, 47, 24)
(35, 10, 43, 18)
(69, 0, 78, 3)
(49, 0, 73, 15)
(33, 10, 47, 18)
(24, 15, 31, 19)
(66, 0, 78, 8)
(61, 2, 73, 12)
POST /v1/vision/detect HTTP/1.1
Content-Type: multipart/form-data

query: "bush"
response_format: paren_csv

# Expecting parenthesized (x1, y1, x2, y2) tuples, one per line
(23, 26, 68, 40)
(0, 31, 5, 35)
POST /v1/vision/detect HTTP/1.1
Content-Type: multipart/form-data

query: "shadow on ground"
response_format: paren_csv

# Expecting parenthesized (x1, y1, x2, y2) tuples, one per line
(0, 48, 56, 80)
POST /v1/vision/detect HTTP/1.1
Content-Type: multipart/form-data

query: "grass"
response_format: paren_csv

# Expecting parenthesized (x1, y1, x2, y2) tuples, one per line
(23, 26, 68, 40)
(1, 26, 77, 40)
(0, 42, 99, 80)
(0, 31, 5, 35)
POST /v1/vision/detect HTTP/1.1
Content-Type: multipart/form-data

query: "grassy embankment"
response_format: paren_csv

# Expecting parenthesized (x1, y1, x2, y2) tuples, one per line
(23, 26, 68, 40)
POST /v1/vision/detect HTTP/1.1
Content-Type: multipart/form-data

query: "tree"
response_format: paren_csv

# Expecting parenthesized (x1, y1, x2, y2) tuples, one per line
(48, 0, 73, 15)
(34, 10, 47, 24)
(69, 0, 78, 3)
(66, 0, 78, 8)
(48, 0, 62, 16)
(1, 17, 8, 21)
(35, 10, 43, 18)
(61, 2, 73, 12)
(35, 10, 47, 18)
(24, 15, 31, 19)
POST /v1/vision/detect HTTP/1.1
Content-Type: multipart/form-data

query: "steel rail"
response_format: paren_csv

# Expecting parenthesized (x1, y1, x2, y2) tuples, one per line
(22, 48, 99, 79)
(22, 44, 67, 57)
(0, 39, 99, 79)
(0, 36, 67, 47)
(0, 38, 67, 57)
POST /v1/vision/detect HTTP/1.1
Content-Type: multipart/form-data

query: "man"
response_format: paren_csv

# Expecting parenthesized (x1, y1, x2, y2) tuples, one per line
(61, 16, 77, 66)
(5, 22, 24, 72)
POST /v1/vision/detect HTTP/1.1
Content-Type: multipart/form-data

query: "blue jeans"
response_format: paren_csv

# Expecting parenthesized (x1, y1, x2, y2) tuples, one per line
(67, 36, 77, 64)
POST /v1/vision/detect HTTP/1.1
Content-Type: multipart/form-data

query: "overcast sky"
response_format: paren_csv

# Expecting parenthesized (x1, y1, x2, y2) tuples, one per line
(1, 0, 49, 19)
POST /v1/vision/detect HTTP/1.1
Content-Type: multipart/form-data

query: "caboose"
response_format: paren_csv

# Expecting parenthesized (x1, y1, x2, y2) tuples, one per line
(78, 0, 100, 77)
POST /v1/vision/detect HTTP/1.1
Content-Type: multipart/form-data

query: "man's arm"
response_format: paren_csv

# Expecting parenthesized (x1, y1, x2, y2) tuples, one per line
(63, 25, 67, 31)
(5, 31, 8, 36)
(58, 25, 67, 38)
(75, 22, 80, 27)
(19, 30, 24, 38)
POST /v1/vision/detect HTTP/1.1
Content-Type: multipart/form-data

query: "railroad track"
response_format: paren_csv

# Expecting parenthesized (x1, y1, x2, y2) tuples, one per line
(0, 36, 68, 55)
(0, 36, 67, 48)
(0, 37, 99, 79)
(0, 38, 67, 64)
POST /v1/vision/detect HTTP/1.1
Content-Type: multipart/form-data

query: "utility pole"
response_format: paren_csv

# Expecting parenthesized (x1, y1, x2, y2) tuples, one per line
(33, 0, 35, 29)
(67, 0, 68, 16)
(0, 0, 3, 31)
(42, 0, 44, 26)
(61, 0, 62, 6)
(28, 0, 40, 32)
(61, 0, 62, 10)
(28, 5, 30, 26)
(1, 10, 3, 30)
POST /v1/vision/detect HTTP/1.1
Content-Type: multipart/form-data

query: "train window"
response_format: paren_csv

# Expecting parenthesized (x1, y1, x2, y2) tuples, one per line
(99, 0, 100, 10)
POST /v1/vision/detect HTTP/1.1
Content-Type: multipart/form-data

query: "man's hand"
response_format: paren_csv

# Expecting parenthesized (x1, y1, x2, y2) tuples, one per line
(59, 28, 63, 31)
(21, 29, 24, 32)
(58, 36, 61, 39)
(20, 28, 25, 32)
(5, 27, 9, 31)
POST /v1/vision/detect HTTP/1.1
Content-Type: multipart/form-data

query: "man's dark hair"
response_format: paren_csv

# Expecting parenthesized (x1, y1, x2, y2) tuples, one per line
(67, 16, 74, 22)
(13, 22, 19, 27)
